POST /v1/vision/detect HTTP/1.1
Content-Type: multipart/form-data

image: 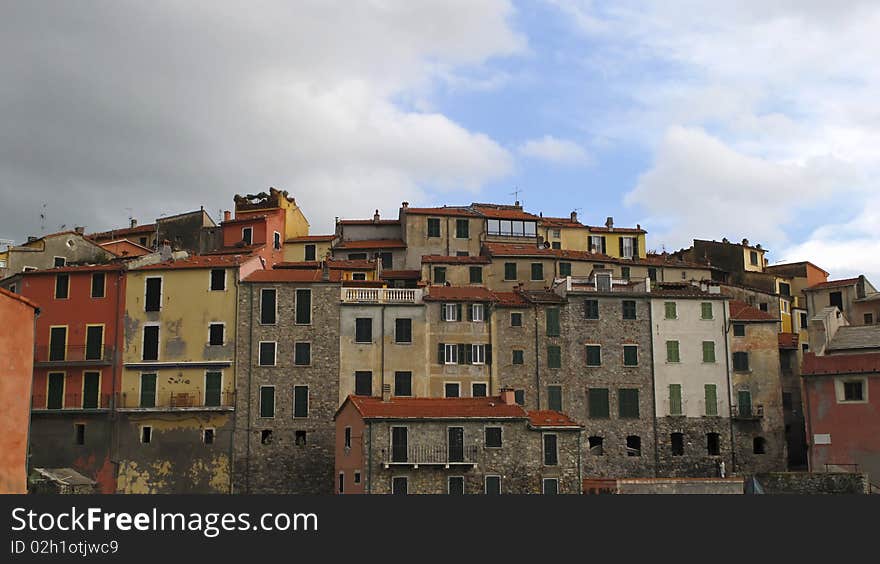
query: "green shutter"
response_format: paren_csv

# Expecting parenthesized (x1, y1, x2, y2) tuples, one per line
(205, 372, 222, 407)
(668, 384, 682, 416)
(738, 390, 752, 416)
(705, 384, 718, 416)
(140, 374, 156, 408)
(623, 346, 638, 366)
(47, 373, 64, 409)
(702, 341, 716, 363)
(701, 302, 713, 319)
(619, 388, 639, 418)
(559, 262, 571, 277)
(546, 308, 560, 337)
(665, 302, 677, 319)
(666, 340, 680, 363)
(547, 345, 561, 368)
(588, 388, 610, 418)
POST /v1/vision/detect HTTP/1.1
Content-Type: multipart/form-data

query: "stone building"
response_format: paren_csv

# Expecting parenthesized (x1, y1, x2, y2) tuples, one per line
(335, 391, 582, 494)
(0, 230, 115, 279)
(233, 268, 341, 494)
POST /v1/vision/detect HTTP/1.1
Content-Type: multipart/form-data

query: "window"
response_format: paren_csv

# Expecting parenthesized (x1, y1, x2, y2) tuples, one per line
(295, 289, 311, 324)
(510, 312, 522, 327)
(664, 301, 677, 319)
(209, 323, 224, 346)
(443, 303, 461, 322)
(434, 266, 447, 284)
(865, 313, 874, 325)
(261, 430, 273, 444)
(354, 472, 361, 484)
(445, 382, 460, 398)
(141, 426, 152, 444)
(352, 273, 366, 281)
(512, 350, 524, 364)
(842, 380, 865, 402)
(485, 427, 502, 448)
(666, 340, 680, 363)
(294, 342, 311, 366)
(668, 384, 682, 416)
(259, 386, 275, 418)
(54, 274, 69, 299)
(82, 371, 99, 409)
(753, 437, 766, 455)
(442, 343, 458, 364)
(472, 345, 486, 365)
(354, 372, 372, 396)
(585, 345, 601, 366)
(733, 323, 745, 337)
(514, 390, 525, 406)
(427, 218, 441, 237)
(140, 373, 156, 408)
(584, 299, 599, 319)
(648, 267, 657, 282)
(622, 300, 636, 320)
(394, 318, 412, 344)
(273, 231, 281, 250)
(619, 388, 640, 418)
(456, 251, 470, 257)
(142, 326, 159, 361)
(471, 304, 485, 322)
(344, 427, 352, 449)
(504, 262, 517, 280)
(707, 433, 721, 456)
(242, 227, 253, 245)
(258, 342, 276, 366)
(210, 269, 226, 291)
(621, 266, 630, 279)
(559, 262, 572, 277)
(392, 476, 408, 495)
(139, 237, 148, 246)
(203, 428, 215, 445)
(145, 277, 161, 311)
(394, 372, 412, 396)
(447, 427, 463, 463)
(551, 228, 561, 239)
(531, 263, 543, 281)
(74, 423, 86, 445)
(547, 345, 561, 369)
(260, 289, 276, 325)
(589, 388, 609, 419)
(85, 325, 104, 360)
(53, 256, 66, 267)
(304, 244, 316, 261)
(469, 266, 483, 284)
(705, 384, 718, 416)
(620, 236, 635, 259)
(702, 341, 716, 363)
(204, 371, 222, 407)
(733, 351, 749, 371)
(759, 303, 768, 312)
(595, 273, 611, 291)
(701, 302, 713, 319)
(546, 307, 560, 336)
(485, 476, 501, 495)
(749, 251, 758, 266)
(623, 345, 638, 366)
(90, 272, 105, 298)
(293, 386, 308, 417)
(455, 218, 469, 239)
(626, 435, 641, 457)
(355, 318, 372, 343)
(543, 434, 558, 466)
(671, 433, 684, 456)
(800, 312, 808, 329)
(378, 252, 392, 269)
(348, 253, 368, 260)
(588, 436, 604, 455)
(47, 373, 64, 409)
(547, 385, 562, 411)
(47, 326, 67, 361)
(296, 431, 307, 446)
(448, 476, 465, 495)
(589, 235, 605, 254)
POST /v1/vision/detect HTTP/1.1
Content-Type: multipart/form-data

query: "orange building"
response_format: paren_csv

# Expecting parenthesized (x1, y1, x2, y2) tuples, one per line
(0, 287, 39, 493)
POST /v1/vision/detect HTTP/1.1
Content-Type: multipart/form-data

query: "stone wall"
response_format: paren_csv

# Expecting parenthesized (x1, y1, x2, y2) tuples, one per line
(655, 417, 733, 477)
(754, 472, 870, 494)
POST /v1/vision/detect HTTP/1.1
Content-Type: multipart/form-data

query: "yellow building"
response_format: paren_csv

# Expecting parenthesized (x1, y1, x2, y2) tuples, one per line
(283, 235, 335, 263)
(117, 253, 262, 493)
(539, 213, 590, 251)
(585, 217, 647, 260)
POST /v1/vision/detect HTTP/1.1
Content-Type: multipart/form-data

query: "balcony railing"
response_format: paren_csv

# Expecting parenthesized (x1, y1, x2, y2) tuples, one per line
(32, 393, 112, 411)
(342, 287, 423, 304)
(382, 444, 479, 467)
(731, 404, 764, 419)
(118, 390, 234, 410)
(35, 345, 115, 366)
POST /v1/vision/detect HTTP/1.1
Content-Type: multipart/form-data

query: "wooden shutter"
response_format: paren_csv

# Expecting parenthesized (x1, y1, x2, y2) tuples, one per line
(458, 344, 467, 365)
(83, 372, 100, 409)
(486, 344, 492, 365)
(633, 238, 639, 258)
(669, 384, 682, 415)
(466, 304, 473, 321)
(205, 372, 222, 407)
(705, 384, 718, 416)
(456, 303, 463, 321)
(438, 343, 445, 364)
(619, 238, 624, 257)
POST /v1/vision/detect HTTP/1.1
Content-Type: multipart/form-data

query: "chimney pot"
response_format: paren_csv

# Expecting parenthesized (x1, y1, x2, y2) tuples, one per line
(27, 236, 38, 243)
(381, 384, 391, 402)
(373, 210, 380, 223)
(130, 218, 138, 228)
(742, 238, 749, 246)
(571, 211, 578, 222)
(500, 388, 516, 405)
(74, 226, 84, 235)
(605, 216, 613, 229)
(224, 210, 231, 222)
(401, 201, 409, 208)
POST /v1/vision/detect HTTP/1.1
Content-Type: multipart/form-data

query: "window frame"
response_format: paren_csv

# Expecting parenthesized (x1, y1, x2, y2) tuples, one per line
(258, 341, 277, 367)
(209, 269, 227, 292)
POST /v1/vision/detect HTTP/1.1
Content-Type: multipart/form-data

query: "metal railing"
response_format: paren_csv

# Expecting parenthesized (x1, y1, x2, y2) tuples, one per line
(32, 393, 112, 410)
(731, 404, 764, 419)
(35, 345, 115, 365)
(118, 390, 234, 409)
(383, 444, 479, 465)
(341, 287, 423, 304)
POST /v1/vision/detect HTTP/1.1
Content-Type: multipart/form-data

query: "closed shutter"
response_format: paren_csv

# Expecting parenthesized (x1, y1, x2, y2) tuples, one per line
(438, 342, 445, 364)
(83, 372, 100, 409)
(633, 238, 639, 258)
(47, 373, 64, 409)
(669, 384, 682, 415)
(140, 374, 157, 408)
(705, 384, 718, 416)
(546, 307, 560, 336)
(588, 388, 609, 418)
(619, 238, 624, 257)
(205, 372, 222, 407)
(456, 303, 463, 321)
(486, 344, 492, 365)
(458, 344, 467, 365)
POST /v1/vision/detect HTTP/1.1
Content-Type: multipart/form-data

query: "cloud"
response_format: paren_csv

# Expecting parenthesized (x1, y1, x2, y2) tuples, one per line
(0, 1, 524, 238)
(518, 135, 592, 165)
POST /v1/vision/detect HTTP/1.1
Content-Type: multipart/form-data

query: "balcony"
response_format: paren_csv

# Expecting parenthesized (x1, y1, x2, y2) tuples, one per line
(731, 404, 764, 420)
(341, 287, 423, 304)
(32, 393, 113, 411)
(382, 444, 479, 468)
(117, 390, 234, 411)
(35, 345, 115, 368)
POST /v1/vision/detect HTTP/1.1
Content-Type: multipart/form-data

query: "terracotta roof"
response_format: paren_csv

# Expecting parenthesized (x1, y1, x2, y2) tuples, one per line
(403, 207, 479, 217)
(806, 277, 861, 290)
(586, 225, 646, 234)
(244, 269, 341, 283)
(471, 204, 540, 221)
(273, 261, 322, 269)
(21, 263, 123, 275)
(327, 259, 376, 270)
(424, 286, 496, 302)
(285, 235, 335, 243)
(380, 270, 421, 280)
(802, 351, 880, 376)
(482, 242, 615, 262)
(132, 254, 251, 271)
(729, 300, 777, 321)
(334, 239, 406, 250)
(521, 290, 566, 304)
(221, 215, 267, 226)
(337, 219, 401, 225)
(527, 410, 581, 428)
(651, 282, 728, 299)
(346, 395, 527, 420)
(0, 286, 40, 310)
(421, 255, 490, 265)
(491, 291, 530, 307)
(200, 244, 265, 256)
(539, 217, 586, 229)
(778, 333, 799, 349)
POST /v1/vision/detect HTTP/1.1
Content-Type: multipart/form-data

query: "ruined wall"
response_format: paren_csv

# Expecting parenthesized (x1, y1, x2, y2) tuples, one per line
(655, 417, 733, 477)
(28, 415, 116, 494)
(616, 477, 744, 494)
(754, 472, 870, 494)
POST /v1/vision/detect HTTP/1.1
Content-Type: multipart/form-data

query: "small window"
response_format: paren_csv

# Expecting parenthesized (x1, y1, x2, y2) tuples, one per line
(666, 340, 680, 363)
(619, 388, 640, 418)
(348, 253, 367, 260)
(588, 436, 604, 456)
(547, 345, 561, 369)
(456, 251, 469, 257)
(648, 267, 657, 281)
(53, 256, 66, 267)
(344, 427, 352, 449)
(707, 433, 721, 456)
(448, 476, 465, 495)
(622, 300, 636, 320)
(443, 343, 458, 364)
(621, 266, 630, 279)
(759, 303, 769, 312)
(595, 273, 611, 291)
(749, 251, 758, 265)
(543, 434, 558, 466)
(293, 386, 308, 418)
(702, 341, 716, 363)
(354, 472, 361, 484)
(296, 430, 307, 445)
(294, 342, 311, 366)
(626, 435, 641, 457)
(354, 372, 372, 396)
(394, 372, 412, 396)
(864, 313, 874, 325)
(139, 237, 148, 246)
(547, 385, 562, 411)
(91, 272, 106, 298)
(260, 289, 277, 325)
(504, 262, 517, 281)
(304, 244, 316, 261)
(510, 312, 522, 327)
(512, 350, 524, 365)
(259, 386, 275, 418)
(546, 307, 560, 336)
(434, 267, 447, 284)
(664, 301, 677, 319)
(456, 218, 469, 239)
(355, 318, 373, 343)
(733, 323, 745, 337)
(242, 227, 253, 245)
(273, 231, 281, 250)
(210, 269, 226, 291)
(261, 430, 273, 444)
(445, 382, 460, 398)
(142, 326, 159, 361)
(472, 382, 488, 397)
(701, 302, 713, 319)
(338, 473, 344, 494)
(531, 263, 543, 281)
(584, 299, 599, 319)
(55, 274, 69, 299)
(141, 426, 152, 444)
(394, 318, 412, 343)
(295, 289, 311, 324)
(209, 323, 224, 346)
(585, 345, 601, 366)
(514, 390, 525, 406)
(670, 432, 684, 456)
(352, 273, 366, 281)
(733, 351, 749, 372)
(392, 476, 409, 495)
(203, 429, 215, 445)
(753, 437, 766, 455)
(623, 345, 638, 366)
(427, 218, 441, 237)
(559, 262, 571, 277)
(588, 388, 609, 419)
(443, 303, 461, 322)
(74, 423, 85, 446)
(485, 427, 502, 448)
(485, 475, 501, 495)
(469, 266, 483, 284)
(471, 304, 485, 322)
(842, 380, 864, 402)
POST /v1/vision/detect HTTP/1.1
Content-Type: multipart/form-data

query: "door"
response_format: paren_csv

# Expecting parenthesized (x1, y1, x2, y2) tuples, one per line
(738, 390, 752, 416)
(49, 327, 66, 361)
(47, 373, 64, 409)
(140, 374, 157, 408)
(85, 326, 104, 360)
(82, 372, 100, 409)
(448, 427, 464, 462)
(392, 476, 408, 495)
(391, 427, 408, 463)
(205, 372, 222, 407)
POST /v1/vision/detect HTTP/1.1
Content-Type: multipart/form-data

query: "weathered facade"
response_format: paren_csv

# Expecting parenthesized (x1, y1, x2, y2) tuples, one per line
(0, 230, 115, 279)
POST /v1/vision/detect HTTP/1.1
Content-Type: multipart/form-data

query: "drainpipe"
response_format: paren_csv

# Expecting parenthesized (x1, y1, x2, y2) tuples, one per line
(380, 303, 386, 396)
(244, 284, 254, 493)
(648, 299, 659, 477)
(534, 302, 541, 409)
(110, 270, 124, 487)
(366, 421, 373, 494)
(803, 378, 814, 473)
(228, 272, 239, 494)
(723, 301, 737, 475)
(25, 306, 40, 489)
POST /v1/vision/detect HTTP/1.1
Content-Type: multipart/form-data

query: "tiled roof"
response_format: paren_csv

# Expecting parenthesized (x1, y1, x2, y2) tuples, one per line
(423, 285, 496, 302)
(729, 300, 777, 321)
(327, 259, 376, 270)
(421, 255, 491, 265)
(778, 333, 799, 349)
(521, 290, 566, 304)
(403, 207, 479, 217)
(347, 395, 527, 420)
(482, 242, 615, 262)
(132, 254, 250, 271)
(285, 235, 336, 243)
(244, 269, 342, 283)
(491, 291, 530, 307)
(586, 225, 646, 234)
(337, 219, 401, 225)
(0, 286, 40, 310)
(806, 277, 861, 290)
(801, 351, 880, 376)
(527, 410, 581, 428)
(272, 261, 322, 269)
(539, 217, 586, 229)
(334, 239, 406, 250)
(471, 204, 540, 221)
(826, 325, 880, 352)
(21, 263, 124, 275)
(221, 215, 267, 225)
(380, 270, 421, 280)
(639, 253, 716, 269)
(88, 224, 157, 238)
(652, 282, 728, 299)
(200, 244, 265, 255)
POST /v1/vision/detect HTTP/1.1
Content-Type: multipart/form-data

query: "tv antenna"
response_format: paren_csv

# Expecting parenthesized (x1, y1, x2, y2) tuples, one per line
(510, 188, 522, 203)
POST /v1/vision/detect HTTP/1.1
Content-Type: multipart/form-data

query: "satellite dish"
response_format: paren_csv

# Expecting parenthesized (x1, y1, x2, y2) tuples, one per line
(543, 241, 551, 249)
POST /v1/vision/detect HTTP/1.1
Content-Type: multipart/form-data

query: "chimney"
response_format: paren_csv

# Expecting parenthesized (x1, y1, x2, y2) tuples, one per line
(636, 223, 641, 231)
(130, 218, 137, 228)
(605, 216, 614, 229)
(321, 260, 330, 281)
(74, 226, 84, 235)
(160, 239, 172, 261)
(224, 210, 231, 222)
(571, 211, 578, 223)
(514, 200, 520, 207)
(722, 237, 729, 244)
(27, 236, 38, 243)
(401, 201, 409, 208)
(381, 384, 391, 402)
(500, 388, 516, 405)
(742, 238, 749, 247)
(373, 209, 380, 223)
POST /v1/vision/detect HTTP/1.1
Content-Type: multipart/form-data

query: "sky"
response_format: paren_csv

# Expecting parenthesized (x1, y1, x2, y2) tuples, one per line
(2, 1, 879, 281)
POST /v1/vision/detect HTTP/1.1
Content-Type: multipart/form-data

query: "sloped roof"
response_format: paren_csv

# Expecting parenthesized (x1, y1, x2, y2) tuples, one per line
(334, 239, 406, 250)
(729, 300, 777, 321)
(285, 235, 336, 243)
(421, 255, 490, 265)
(826, 325, 880, 352)
(131, 254, 250, 271)
(0, 286, 39, 310)
(802, 351, 880, 376)
(424, 285, 496, 302)
(491, 291, 530, 307)
(527, 410, 581, 428)
(806, 277, 860, 290)
(471, 204, 540, 221)
(346, 395, 527, 420)
(539, 217, 586, 229)
(380, 270, 421, 280)
(244, 269, 341, 283)
(403, 206, 478, 217)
